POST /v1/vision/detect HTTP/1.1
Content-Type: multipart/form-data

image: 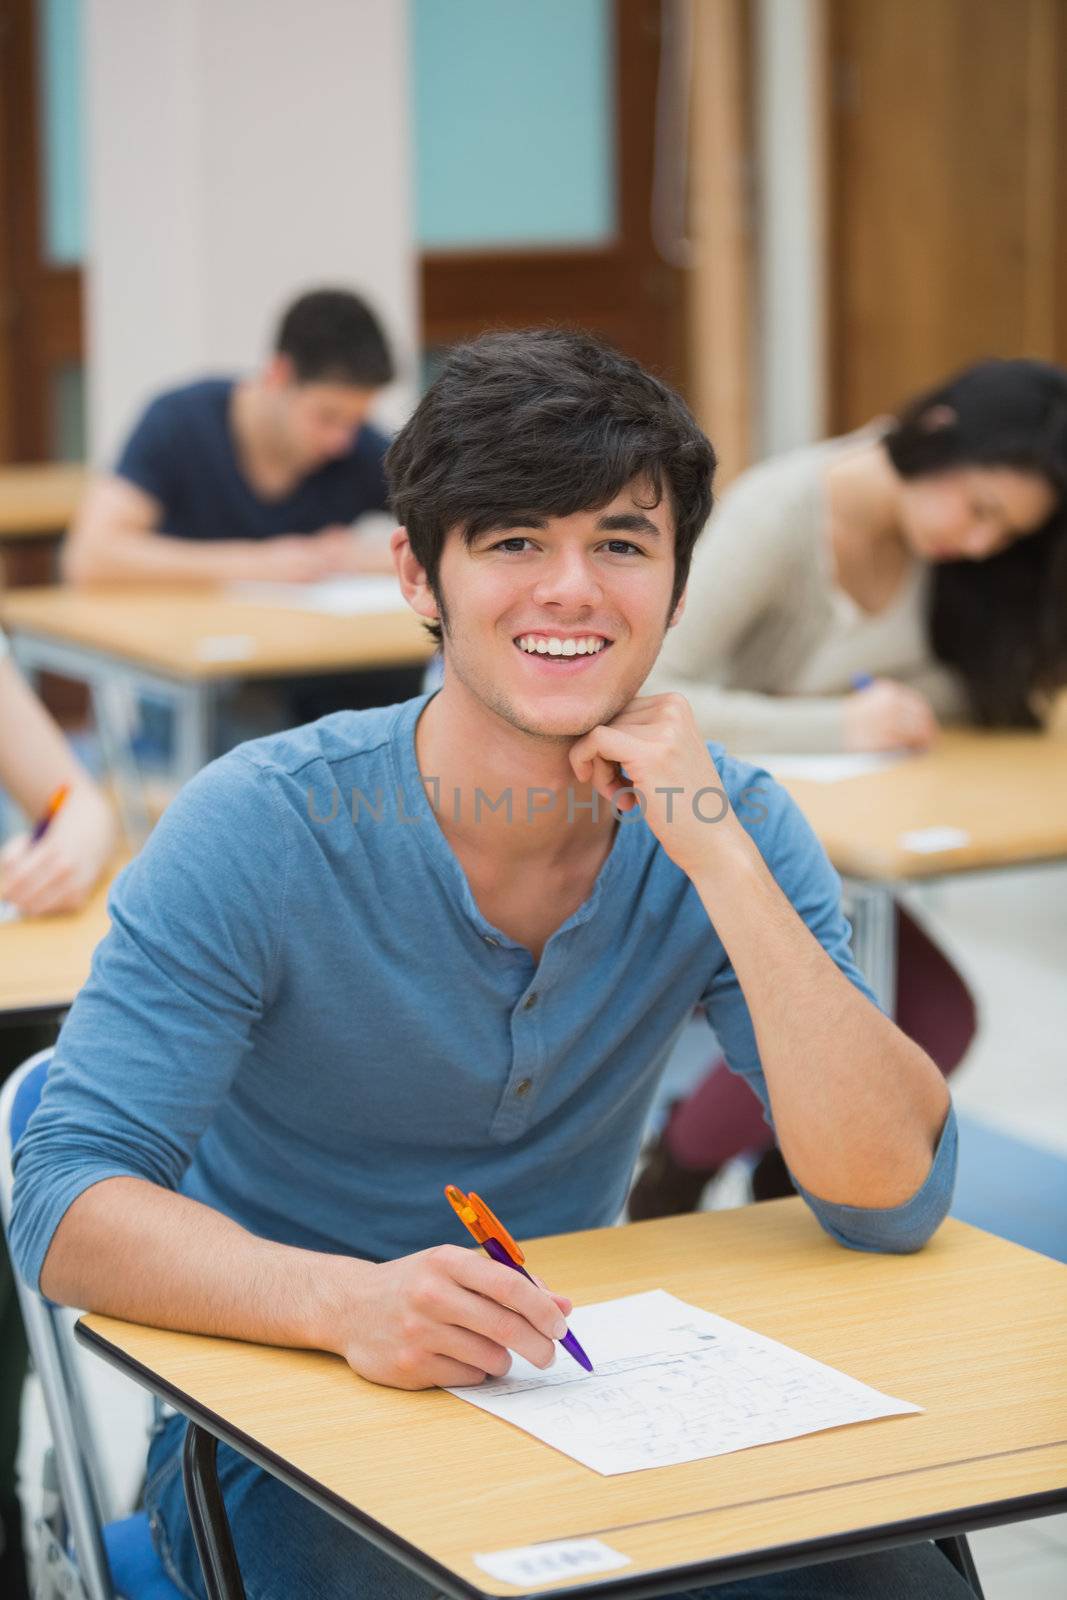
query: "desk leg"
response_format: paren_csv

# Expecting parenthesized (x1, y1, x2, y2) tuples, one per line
(843, 880, 897, 1015)
(173, 683, 214, 786)
(936, 1533, 986, 1596)
(181, 1422, 246, 1600)
(89, 676, 153, 844)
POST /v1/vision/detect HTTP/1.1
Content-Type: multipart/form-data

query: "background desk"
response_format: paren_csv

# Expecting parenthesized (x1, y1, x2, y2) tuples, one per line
(776, 730, 1067, 1008)
(78, 1202, 1067, 1599)
(0, 463, 87, 543)
(1, 586, 434, 783)
(0, 858, 123, 1023)
(0, 463, 87, 588)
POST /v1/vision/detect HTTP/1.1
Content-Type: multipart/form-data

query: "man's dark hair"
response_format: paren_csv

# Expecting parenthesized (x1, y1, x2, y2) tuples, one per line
(386, 328, 716, 644)
(275, 288, 394, 388)
(885, 358, 1067, 726)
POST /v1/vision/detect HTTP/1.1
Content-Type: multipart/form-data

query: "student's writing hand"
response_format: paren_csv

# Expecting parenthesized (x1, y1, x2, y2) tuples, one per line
(255, 529, 353, 583)
(328, 1244, 572, 1391)
(569, 692, 742, 877)
(308, 525, 366, 572)
(0, 786, 116, 917)
(843, 678, 939, 752)
(315, 525, 397, 576)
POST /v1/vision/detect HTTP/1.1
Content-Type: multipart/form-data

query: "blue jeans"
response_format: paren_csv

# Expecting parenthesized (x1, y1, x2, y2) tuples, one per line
(145, 1415, 975, 1600)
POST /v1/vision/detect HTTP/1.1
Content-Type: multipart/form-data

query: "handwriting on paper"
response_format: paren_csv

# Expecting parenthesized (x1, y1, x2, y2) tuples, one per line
(448, 1289, 920, 1476)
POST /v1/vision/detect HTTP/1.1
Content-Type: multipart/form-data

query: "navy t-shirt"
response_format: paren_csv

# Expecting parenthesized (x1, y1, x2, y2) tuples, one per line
(114, 378, 390, 542)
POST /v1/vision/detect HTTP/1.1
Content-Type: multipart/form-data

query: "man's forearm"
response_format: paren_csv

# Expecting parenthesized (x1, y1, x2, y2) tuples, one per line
(64, 527, 264, 586)
(691, 828, 950, 1207)
(39, 1175, 359, 1352)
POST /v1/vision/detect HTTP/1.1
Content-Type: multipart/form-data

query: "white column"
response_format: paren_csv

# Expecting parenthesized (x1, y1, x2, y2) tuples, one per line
(84, 0, 416, 462)
(754, 0, 827, 457)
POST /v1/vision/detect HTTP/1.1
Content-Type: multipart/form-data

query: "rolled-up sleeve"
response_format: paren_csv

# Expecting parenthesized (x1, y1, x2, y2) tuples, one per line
(701, 764, 957, 1254)
(794, 1107, 957, 1254)
(9, 754, 288, 1292)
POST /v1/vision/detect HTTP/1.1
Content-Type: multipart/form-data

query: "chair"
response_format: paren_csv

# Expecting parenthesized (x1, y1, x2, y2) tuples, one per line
(0, 1052, 182, 1600)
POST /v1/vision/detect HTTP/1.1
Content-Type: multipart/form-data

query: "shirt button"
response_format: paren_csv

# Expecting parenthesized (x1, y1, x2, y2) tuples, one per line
(523, 992, 539, 1010)
(515, 1078, 532, 1097)
(483, 935, 499, 947)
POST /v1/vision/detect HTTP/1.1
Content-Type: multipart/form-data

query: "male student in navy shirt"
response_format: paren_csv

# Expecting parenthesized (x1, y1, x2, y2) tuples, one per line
(13, 332, 968, 1599)
(64, 287, 396, 586)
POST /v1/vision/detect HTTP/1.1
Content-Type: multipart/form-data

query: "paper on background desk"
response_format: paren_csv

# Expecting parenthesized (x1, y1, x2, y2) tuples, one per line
(448, 1290, 920, 1476)
(749, 752, 907, 784)
(228, 576, 405, 615)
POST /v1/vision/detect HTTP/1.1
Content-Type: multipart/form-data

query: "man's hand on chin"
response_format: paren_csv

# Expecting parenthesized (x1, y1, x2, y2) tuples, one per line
(568, 692, 750, 878)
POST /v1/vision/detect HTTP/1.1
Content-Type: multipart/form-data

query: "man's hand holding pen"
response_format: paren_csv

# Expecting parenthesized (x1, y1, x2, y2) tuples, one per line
(321, 1244, 572, 1391)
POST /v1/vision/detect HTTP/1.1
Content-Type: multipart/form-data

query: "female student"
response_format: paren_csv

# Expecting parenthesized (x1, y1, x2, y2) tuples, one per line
(632, 357, 1067, 1218)
(0, 628, 117, 1599)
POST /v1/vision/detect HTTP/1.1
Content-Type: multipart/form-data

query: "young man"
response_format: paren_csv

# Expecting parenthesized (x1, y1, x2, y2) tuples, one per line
(64, 288, 397, 586)
(10, 332, 966, 1599)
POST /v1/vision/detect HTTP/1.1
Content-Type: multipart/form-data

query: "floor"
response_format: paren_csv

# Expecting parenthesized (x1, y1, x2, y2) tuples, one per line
(15, 861, 1067, 1596)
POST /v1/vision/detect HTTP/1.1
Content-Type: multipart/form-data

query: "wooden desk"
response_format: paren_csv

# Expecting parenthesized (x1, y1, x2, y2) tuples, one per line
(1, 585, 434, 783)
(775, 730, 1067, 1008)
(0, 463, 87, 540)
(78, 1202, 1067, 1599)
(777, 731, 1067, 882)
(0, 859, 124, 1019)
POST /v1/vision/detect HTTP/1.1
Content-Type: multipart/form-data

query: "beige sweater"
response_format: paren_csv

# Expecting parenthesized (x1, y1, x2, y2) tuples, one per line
(646, 431, 966, 752)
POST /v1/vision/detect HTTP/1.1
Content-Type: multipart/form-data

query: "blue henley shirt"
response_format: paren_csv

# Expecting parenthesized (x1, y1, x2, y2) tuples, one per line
(10, 694, 957, 1291)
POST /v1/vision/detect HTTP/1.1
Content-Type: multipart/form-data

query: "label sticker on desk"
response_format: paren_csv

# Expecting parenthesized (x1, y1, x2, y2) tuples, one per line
(197, 634, 256, 662)
(898, 825, 971, 854)
(473, 1538, 631, 1586)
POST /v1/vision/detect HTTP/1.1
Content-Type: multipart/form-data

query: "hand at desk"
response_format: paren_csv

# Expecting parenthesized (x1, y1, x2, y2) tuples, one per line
(255, 526, 395, 582)
(327, 1244, 572, 1391)
(253, 529, 354, 583)
(313, 524, 396, 575)
(844, 678, 939, 752)
(0, 784, 116, 916)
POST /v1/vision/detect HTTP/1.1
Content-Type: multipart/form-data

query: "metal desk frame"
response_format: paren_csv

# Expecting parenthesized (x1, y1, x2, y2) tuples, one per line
(11, 628, 218, 790)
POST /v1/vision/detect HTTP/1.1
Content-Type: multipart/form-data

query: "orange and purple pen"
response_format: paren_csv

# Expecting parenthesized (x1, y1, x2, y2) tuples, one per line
(445, 1185, 593, 1373)
(31, 784, 70, 844)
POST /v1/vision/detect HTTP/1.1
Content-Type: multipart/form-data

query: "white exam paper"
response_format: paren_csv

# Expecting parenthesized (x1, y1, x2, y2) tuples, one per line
(448, 1290, 920, 1476)
(228, 576, 405, 616)
(749, 752, 907, 785)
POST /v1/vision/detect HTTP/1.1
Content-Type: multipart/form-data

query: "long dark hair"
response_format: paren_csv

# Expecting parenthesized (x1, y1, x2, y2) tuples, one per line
(884, 359, 1067, 726)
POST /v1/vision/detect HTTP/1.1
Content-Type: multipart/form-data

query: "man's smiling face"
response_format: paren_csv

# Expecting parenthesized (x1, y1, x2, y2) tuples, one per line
(432, 480, 682, 741)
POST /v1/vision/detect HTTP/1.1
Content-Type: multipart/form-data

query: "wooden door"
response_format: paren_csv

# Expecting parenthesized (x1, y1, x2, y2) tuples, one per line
(828, 0, 1067, 429)
(0, 0, 85, 466)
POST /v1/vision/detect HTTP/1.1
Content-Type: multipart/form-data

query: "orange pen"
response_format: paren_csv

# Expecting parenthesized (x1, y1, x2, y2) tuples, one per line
(445, 1185, 593, 1371)
(31, 784, 71, 844)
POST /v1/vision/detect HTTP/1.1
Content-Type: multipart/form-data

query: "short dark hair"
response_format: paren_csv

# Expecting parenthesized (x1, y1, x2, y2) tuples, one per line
(274, 288, 394, 388)
(386, 328, 716, 644)
(885, 359, 1067, 726)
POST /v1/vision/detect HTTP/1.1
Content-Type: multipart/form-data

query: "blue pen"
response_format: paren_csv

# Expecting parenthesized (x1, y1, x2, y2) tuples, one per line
(851, 673, 875, 692)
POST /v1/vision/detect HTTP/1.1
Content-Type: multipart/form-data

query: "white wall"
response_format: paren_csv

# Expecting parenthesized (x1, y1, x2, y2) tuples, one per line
(754, 0, 827, 457)
(84, 0, 416, 462)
